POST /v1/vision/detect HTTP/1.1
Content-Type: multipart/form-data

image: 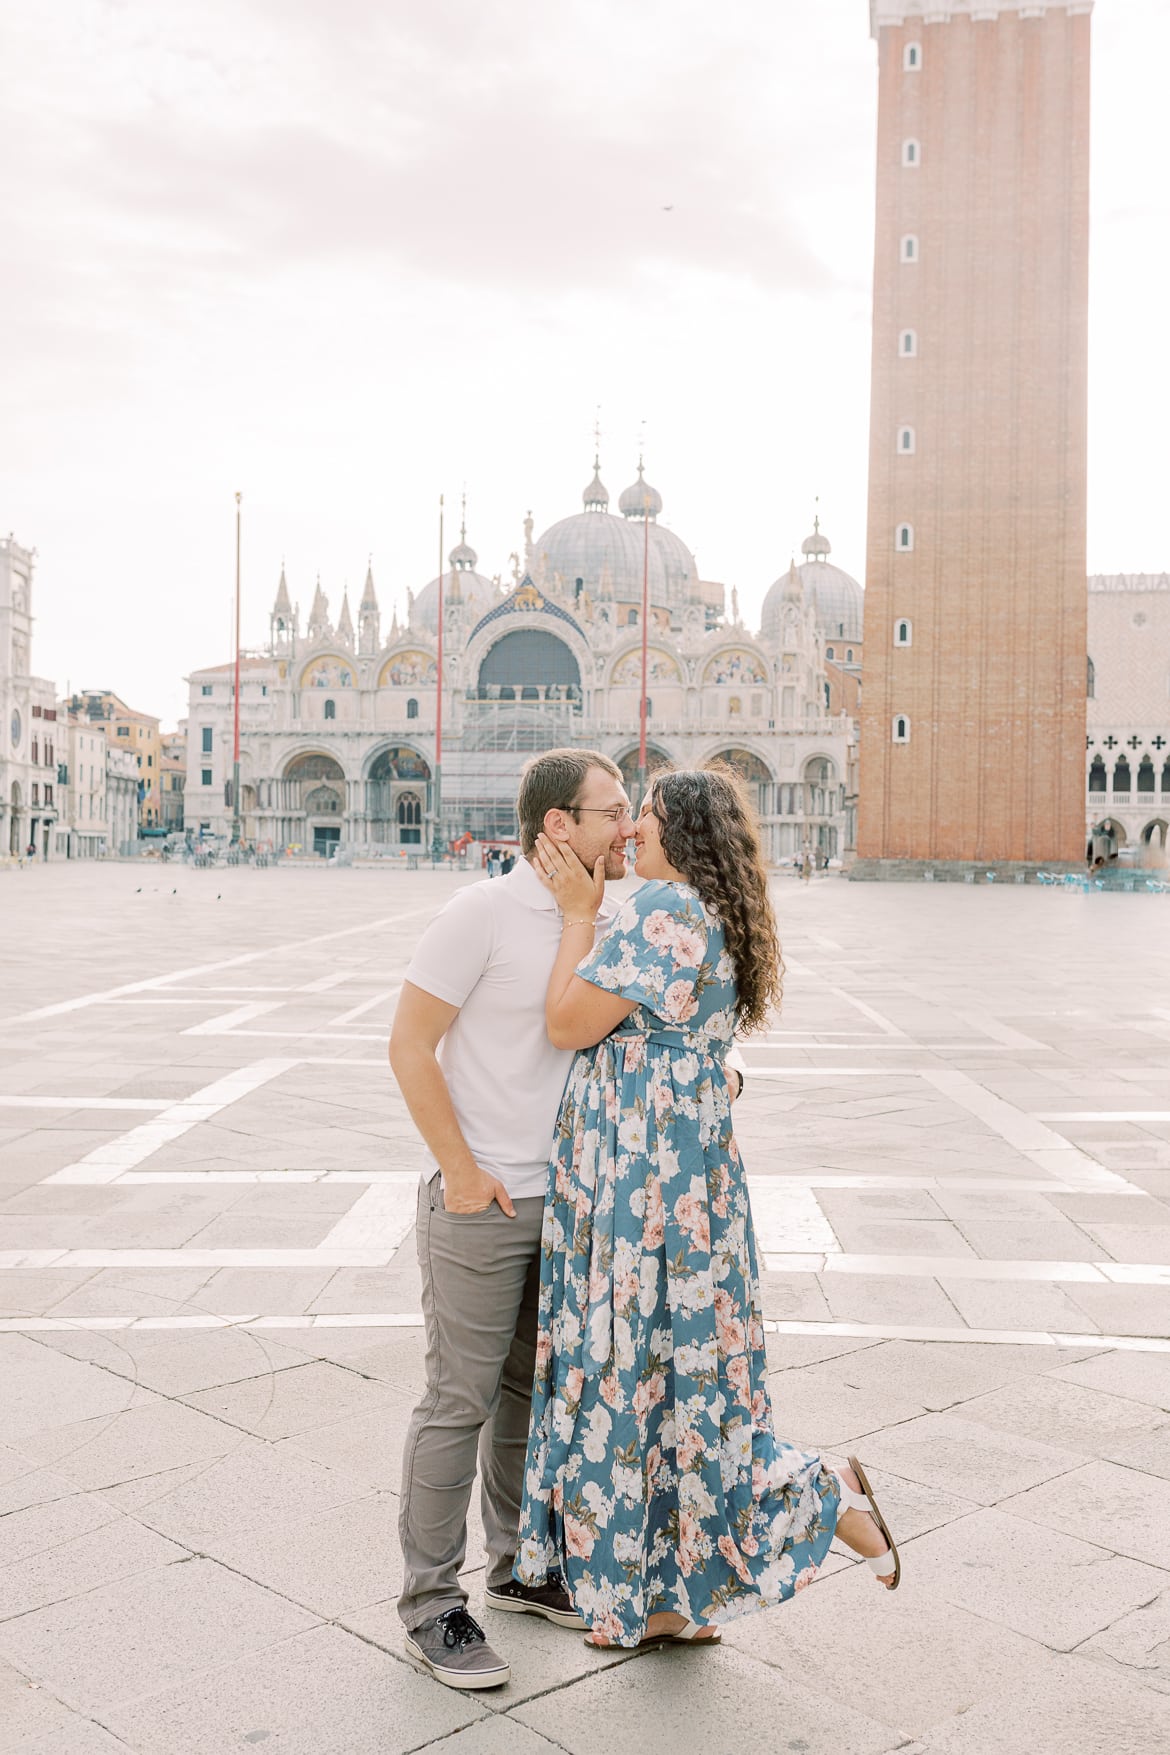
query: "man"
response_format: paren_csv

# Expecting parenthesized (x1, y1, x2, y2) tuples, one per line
(388, 750, 635, 1690)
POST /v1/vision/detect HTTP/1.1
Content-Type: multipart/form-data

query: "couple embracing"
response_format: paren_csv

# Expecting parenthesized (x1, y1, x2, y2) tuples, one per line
(389, 749, 898, 1690)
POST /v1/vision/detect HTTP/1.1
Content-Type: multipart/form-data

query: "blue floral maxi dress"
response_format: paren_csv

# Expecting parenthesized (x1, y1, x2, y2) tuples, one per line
(514, 879, 841, 1647)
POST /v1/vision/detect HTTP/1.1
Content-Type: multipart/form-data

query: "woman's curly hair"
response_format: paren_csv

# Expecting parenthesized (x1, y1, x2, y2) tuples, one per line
(650, 764, 783, 1033)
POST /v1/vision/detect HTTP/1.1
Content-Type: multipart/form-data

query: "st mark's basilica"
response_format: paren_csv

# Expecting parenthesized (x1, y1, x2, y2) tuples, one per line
(186, 458, 861, 862)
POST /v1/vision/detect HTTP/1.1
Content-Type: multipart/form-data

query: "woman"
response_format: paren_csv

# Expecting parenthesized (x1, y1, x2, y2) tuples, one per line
(514, 766, 898, 1650)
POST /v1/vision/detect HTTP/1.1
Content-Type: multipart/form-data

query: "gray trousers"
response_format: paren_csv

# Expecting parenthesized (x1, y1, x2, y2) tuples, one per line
(397, 1172, 546, 1631)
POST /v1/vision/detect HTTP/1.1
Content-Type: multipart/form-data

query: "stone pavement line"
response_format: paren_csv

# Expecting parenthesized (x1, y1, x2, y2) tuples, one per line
(40, 1060, 301, 1187)
(3, 1312, 1169, 1353)
(0, 901, 440, 1028)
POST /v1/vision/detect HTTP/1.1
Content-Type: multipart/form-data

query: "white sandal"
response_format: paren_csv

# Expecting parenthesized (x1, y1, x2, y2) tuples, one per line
(834, 1454, 901, 1589)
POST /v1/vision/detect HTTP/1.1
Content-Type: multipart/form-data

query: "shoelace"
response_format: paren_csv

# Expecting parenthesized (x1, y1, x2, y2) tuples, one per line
(436, 1606, 486, 1651)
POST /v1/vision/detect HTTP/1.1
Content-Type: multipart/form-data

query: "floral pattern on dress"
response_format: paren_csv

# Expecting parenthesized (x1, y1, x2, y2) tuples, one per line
(514, 879, 840, 1646)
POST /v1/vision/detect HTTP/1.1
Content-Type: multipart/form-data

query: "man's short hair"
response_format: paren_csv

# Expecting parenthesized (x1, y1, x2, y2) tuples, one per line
(515, 748, 623, 855)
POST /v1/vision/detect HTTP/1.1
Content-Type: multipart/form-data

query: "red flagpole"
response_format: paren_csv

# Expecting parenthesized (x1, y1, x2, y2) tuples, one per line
(433, 495, 444, 859)
(638, 488, 650, 800)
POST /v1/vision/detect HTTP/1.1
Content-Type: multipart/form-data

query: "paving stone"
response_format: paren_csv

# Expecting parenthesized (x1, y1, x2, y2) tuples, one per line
(957, 1375, 1167, 1457)
(820, 1272, 967, 1327)
(1079, 1588, 1170, 1696)
(858, 1411, 1084, 1504)
(917, 1649, 1170, 1753)
(902, 1508, 1168, 1651)
(1064, 1283, 1170, 1337)
(0, 1449, 83, 1520)
(1002, 1459, 1170, 1569)
(200, 1489, 402, 1617)
(181, 1358, 403, 1439)
(6, 1716, 136, 1753)
(0, 1505, 186, 1620)
(192, 1266, 337, 1313)
(721, 1561, 1042, 1741)
(1, 1336, 145, 1444)
(280, 1388, 418, 1489)
(46, 1268, 214, 1318)
(0, 1558, 316, 1714)
(95, 1436, 371, 1547)
(1050, 1349, 1170, 1410)
(103, 1620, 483, 1754)
(937, 1274, 1103, 1333)
(513, 1640, 905, 1754)
(766, 1333, 884, 1372)
(763, 1358, 929, 1450)
(0, 1272, 97, 1317)
(0, 1655, 79, 1748)
(15, 1396, 244, 1491)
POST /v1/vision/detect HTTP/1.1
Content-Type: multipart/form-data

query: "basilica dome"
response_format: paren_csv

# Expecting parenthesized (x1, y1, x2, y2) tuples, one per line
(410, 535, 500, 635)
(760, 521, 863, 644)
(534, 461, 699, 614)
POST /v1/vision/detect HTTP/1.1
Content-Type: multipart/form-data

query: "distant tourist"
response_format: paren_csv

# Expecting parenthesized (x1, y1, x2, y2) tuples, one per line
(500, 851, 515, 876)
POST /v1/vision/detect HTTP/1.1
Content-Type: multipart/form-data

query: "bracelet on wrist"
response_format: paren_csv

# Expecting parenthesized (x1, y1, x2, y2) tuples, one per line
(562, 917, 596, 928)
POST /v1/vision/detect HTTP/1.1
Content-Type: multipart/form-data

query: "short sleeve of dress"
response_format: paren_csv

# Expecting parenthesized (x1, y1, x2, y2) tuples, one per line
(575, 881, 709, 1027)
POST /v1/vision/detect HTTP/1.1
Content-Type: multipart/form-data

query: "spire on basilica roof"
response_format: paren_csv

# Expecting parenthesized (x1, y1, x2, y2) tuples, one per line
(449, 495, 479, 570)
(802, 507, 832, 561)
(307, 576, 331, 639)
(583, 451, 610, 513)
(360, 559, 379, 612)
(336, 590, 354, 648)
(619, 459, 663, 520)
(272, 564, 293, 618)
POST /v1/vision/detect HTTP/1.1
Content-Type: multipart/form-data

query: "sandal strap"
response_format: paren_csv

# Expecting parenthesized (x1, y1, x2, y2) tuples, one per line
(867, 1549, 897, 1577)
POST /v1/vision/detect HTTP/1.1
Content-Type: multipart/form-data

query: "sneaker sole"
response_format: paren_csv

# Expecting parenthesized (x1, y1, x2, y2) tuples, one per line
(483, 1590, 584, 1631)
(403, 1636, 510, 1690)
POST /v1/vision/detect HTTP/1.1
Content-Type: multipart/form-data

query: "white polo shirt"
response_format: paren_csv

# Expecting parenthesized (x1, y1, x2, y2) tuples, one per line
(403, 859, 617, 1199)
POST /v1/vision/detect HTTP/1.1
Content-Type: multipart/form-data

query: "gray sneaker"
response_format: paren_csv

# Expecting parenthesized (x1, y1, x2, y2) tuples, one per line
(405, 1606, 510, 1690)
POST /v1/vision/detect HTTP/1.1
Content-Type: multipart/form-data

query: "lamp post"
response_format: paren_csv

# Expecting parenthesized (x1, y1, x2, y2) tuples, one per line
(231, 491, 242, 847)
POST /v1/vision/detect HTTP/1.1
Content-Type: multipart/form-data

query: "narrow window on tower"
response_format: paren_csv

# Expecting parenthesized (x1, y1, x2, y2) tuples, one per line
(901, 234, 918, 263)
(892, 715, 911, 743)
(902, 139, 920, 167)
(826, 646, 835, 661)
(899, 329, 918, 357)
(1087, 657, 1095, 698)
(407, 698, 419, 720)
(896, 524, 915, 552)
(898, 426, 916, 454)
(894, 619, 913, 647)
(904, 43, 922, 71)
(323, 698, 336, 720)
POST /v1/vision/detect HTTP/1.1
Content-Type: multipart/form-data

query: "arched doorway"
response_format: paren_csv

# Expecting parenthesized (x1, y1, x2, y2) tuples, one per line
(709, 748, 775, 820)
(616, 745, 673, 806)
(1141, 819, 1168, 866)
(283, 753, 345, 857)
(367, 746, 432, 846)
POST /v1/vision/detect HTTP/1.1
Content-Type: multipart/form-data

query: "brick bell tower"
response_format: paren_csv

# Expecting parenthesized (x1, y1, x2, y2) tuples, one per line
(856, 0, 1093, 871)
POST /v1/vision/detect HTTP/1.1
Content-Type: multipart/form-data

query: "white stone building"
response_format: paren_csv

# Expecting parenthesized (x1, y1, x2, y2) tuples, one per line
(1, 536, 62, 861)
(63, 717, 110, 858)
(105, 745, 139, 858)
(185, 462, 859, 863)
(1086, 573, 1170, 864)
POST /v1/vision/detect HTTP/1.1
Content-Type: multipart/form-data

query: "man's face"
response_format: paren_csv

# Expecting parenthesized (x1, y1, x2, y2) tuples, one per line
(561, 767, 636, 880)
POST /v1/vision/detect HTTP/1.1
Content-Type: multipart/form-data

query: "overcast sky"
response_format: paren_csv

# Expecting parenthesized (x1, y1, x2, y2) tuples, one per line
(5, 0, 1168, 728)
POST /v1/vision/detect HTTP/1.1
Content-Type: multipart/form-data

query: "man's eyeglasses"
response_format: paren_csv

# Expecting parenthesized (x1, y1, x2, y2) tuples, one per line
(559, 805, 633, 823)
